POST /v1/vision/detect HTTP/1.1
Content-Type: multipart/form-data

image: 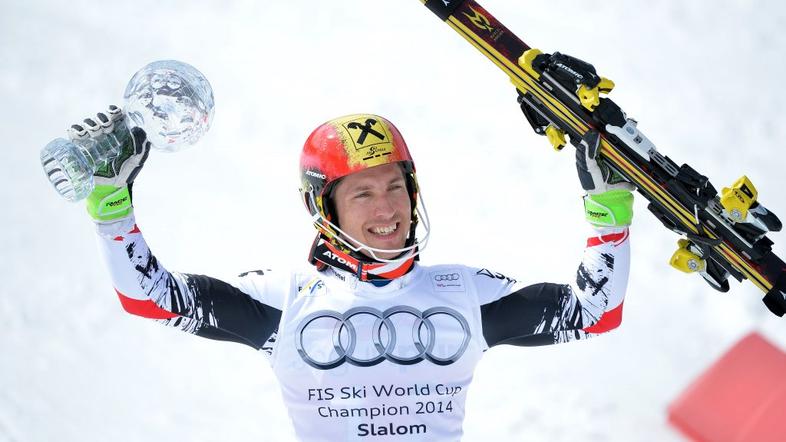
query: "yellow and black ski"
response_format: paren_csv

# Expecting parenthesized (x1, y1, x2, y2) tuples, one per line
(420, 0, 786, 316)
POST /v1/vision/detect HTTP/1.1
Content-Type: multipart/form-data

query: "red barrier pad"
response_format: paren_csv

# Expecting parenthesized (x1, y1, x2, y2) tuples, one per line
(668, 332, 786, 442)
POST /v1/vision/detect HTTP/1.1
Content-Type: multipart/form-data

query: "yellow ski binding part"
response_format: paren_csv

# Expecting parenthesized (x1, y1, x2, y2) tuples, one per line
(720, 176, 757, 222)
(518, 48, 543, 80)
(578, 77, 615, 111)
(670, 239, 707, 273)
(544, 125, 566, 151)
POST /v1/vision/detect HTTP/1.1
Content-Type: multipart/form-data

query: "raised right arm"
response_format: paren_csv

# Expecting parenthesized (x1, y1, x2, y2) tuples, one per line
(96, 215, 282, 352)
(76, 108, 282, 352)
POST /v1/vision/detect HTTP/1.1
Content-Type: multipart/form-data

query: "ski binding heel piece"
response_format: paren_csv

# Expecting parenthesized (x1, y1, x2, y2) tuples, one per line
(720, 176, 757, 223)
(670, 239, 706, 273)
(669, 238, 730, 292)
(720, 176, 782, 233)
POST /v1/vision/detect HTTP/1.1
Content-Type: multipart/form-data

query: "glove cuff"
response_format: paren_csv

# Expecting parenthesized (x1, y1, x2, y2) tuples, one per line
(584, 189, 633, 227)
(86, 185, 133, 221)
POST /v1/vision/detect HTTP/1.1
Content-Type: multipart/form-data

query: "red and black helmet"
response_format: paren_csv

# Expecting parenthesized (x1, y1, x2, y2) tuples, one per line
(299, 114, 429, 263)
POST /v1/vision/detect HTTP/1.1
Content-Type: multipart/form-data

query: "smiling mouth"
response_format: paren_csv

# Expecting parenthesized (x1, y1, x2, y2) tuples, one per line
(369, 223, 399, 236)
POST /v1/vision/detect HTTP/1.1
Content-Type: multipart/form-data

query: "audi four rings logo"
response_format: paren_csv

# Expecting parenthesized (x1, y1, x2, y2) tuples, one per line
(295, 306, 471, 370)
(434, 273, 460, 282)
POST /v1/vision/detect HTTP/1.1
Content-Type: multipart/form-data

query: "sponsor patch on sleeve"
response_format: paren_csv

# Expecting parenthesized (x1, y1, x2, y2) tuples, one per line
(475, 268, 517, 285)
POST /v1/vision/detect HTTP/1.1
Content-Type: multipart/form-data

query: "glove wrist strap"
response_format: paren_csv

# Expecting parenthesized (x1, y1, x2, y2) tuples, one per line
(584, 189, 633, 227)
(87, 185, 133, 221)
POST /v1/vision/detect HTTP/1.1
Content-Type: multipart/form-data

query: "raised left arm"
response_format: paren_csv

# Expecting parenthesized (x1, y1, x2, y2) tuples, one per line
(478, 224, 629, 347)
(478, 129, 634, 347)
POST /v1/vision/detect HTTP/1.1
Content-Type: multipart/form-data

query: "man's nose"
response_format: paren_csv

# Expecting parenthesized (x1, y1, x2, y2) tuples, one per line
(373, 195, 396, 217)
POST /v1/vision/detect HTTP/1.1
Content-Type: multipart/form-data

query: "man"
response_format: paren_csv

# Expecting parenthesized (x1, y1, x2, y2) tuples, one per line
(80, 109, 633, 441)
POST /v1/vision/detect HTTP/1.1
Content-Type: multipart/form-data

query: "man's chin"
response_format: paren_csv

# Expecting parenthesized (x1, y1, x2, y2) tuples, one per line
(361, 240, 407, 261)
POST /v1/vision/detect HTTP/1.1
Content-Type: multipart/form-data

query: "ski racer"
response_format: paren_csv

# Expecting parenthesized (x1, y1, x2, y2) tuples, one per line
(79, 107, 634, 441)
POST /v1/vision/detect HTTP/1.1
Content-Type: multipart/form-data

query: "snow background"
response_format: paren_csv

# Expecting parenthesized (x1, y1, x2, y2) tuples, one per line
(2, 0, 786, 440)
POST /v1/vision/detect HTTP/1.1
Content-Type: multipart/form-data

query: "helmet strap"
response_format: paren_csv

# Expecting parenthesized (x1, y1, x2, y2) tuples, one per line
(307, 234, 328, 272)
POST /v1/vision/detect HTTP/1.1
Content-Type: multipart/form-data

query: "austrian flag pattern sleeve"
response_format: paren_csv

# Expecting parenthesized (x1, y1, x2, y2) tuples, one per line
(94, 215, 284, 353)
(476, 225, 630, 347)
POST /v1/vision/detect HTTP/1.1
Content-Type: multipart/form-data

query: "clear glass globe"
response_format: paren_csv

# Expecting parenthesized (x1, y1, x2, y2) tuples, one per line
(123, 60, 214, 152)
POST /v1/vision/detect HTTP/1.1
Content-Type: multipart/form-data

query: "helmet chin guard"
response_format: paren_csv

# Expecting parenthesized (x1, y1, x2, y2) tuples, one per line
(305, 184, 431, 264)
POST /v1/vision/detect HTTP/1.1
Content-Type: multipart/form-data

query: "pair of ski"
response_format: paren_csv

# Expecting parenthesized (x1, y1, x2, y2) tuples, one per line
(419, 0, 786, 316)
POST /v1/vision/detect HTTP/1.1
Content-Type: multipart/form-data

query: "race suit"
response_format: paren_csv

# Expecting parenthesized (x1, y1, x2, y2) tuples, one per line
(96, 215, 630, 441)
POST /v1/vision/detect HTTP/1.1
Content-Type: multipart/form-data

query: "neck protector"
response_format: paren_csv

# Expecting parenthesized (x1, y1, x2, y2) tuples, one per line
(308, 236, 417, 282)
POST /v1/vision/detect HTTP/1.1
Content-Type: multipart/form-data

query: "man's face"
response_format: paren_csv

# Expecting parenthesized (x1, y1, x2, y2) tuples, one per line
(332, 163, 412, 260)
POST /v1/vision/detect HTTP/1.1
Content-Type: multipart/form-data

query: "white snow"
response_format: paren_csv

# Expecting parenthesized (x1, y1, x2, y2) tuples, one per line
(1, 0, 785, 441)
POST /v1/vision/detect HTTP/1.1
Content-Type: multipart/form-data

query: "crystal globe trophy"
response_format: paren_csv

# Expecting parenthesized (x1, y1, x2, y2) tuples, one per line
(40, 60, 215, 201)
